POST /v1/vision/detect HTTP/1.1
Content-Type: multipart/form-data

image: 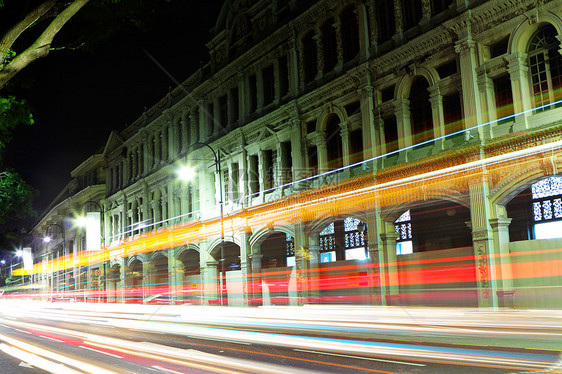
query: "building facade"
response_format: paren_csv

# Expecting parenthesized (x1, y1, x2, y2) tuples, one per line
(28, 0, 562, 308)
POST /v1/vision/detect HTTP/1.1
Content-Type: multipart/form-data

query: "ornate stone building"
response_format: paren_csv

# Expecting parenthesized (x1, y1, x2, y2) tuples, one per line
(29, 0, 562, 308)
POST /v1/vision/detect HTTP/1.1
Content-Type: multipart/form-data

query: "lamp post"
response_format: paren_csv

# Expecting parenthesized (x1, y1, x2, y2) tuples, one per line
(44, 223, 65, 295)
(178, 142, 224, 305)
(76, 200, 105, 302)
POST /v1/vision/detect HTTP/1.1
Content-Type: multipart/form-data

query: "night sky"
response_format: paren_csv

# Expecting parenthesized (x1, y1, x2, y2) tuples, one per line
(1, 0, 224, 231)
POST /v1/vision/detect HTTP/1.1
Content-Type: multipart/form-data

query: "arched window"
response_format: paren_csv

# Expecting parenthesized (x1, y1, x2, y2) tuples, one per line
(395, 210, 413, 255)
(531, 177, 562, 239)
(302, 31, 317, 84)
(340, 5, 359, 62)
(528, 25, 562, 111)
(410, 77, 433, 144)
(321, 18, 337, 72)
(319, 222, 336, 262)
(319, 218, 368, 262)
(325, 114, 343, 169)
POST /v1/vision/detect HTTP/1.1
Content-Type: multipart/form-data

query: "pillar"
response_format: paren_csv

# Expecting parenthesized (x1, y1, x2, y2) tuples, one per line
(202, 260, 219, 305)
(455, 37, 483, 140)
(489, 214, 514, 307)
(379, 221, 399, 305)
(469, 173, 498, 308)
(429, 84, 445, 150)
(359, 79, 377, 162)
(506, 52, 531, 131)
(394, 98, 411, 149)
(476, 68, 496, 139)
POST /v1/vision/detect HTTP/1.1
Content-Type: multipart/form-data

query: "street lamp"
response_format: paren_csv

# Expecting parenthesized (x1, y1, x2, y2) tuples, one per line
(44, 223, 65, 294)
(179, 142, 224, 305)
(76, 200, 105, 302)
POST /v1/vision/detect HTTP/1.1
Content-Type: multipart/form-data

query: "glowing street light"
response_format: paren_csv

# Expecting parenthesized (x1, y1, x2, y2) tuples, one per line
(180, 141, 225, 305)
(176, 165, 196, 181)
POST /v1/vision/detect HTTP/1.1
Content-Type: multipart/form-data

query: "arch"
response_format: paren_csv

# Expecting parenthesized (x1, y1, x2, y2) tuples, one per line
(510, 18, 562, 55)
(249, 225, 296, 253)
(325, 113, 344, 169)
(175, 244, 201, 259)
(409, 75, 433, 144)
(385, 198, 473, 254)
(318, 107, 347, 132)
(207, 234, 241, 256)
(149, 250, 168, 262)
(491, 165, 557, 207)
(126, 254, 146, 267)
(125, 257, 143, 302)
(396, 68, 438, 99)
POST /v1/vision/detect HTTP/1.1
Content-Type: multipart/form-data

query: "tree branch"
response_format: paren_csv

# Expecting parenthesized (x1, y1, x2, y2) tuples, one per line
(0, 0, 91, 90)
(0, 0, 58, 67)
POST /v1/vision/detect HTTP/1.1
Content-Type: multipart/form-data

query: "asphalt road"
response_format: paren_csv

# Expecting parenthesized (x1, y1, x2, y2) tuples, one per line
(0, 302, 559, 373)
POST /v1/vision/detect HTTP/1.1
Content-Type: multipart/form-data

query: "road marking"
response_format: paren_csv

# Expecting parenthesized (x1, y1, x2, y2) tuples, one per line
(19, 362, 33, 368)
(152, 365, 187, 374)
(294, 349, 426, 366)
(79, 345, 124, 359)
(0, 343, 81, 374)
(39, 335, 65, 343)
(15, 329, 31, 334)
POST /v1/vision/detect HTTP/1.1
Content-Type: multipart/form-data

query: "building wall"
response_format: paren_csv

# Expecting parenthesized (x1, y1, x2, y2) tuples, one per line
(25, 0, 562, 308)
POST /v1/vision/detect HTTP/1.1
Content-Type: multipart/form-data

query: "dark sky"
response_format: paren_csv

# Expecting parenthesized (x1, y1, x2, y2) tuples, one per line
(2, 0, 224, 231)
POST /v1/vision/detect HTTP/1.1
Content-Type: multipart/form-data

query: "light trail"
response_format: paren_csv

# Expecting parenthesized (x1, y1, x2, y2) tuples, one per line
(1, 303, 559, 372)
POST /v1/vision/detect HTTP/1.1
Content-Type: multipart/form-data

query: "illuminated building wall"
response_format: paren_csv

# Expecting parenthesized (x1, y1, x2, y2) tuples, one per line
(29, 155, 106, 296)
(25, 0, 562, 308)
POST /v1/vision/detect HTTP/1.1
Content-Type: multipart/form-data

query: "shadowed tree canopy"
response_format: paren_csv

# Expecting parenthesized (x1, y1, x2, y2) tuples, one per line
(0, 0, 173, 90)
(0, 0, 174, 227)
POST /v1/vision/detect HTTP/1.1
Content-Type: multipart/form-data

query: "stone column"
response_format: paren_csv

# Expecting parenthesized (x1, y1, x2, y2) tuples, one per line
(273, 58, 281, 104)
(455, 38, 483, 140)
(429, 84, 445, 150)
(202, 260, 219, 305)
(198, 101, 206, 143)
(161, 193, 168, 225)
(296, 39, 306, 92)
(340, 125, 351, 167)
(249, 253, 263, 305)
(476, 68, 496, 139)
(379, 221, 399, 305)
(307, 235, 321, 302)
(154, 132, 162, 165)
(506, 52, 531, 131)
(292, 222, 308, 305)
(394, 98, 411, 149)
(256, 69, 264, 112)
(313, 33, 324, 80)
(357, 2, 371, 61)
(359, 80, 377, 161)
(239, 231, 251, 306)
(290, 118, 304, 183)
(469, 173, 498, 308)
(392, 0, 404, 43)
(161, 124, 169, 162)
(289, 35, 300, 96)
(489, 214, 514, 307)
(334, 19, 344, 72)
(315, 131, 328, 171)
(364, 212, 383, 305)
